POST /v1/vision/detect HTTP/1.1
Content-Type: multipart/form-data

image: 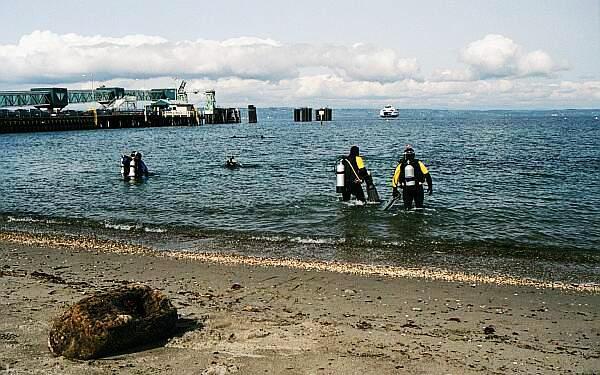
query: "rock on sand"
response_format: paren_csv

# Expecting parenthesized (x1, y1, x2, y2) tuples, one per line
(48, 284, 177, 360)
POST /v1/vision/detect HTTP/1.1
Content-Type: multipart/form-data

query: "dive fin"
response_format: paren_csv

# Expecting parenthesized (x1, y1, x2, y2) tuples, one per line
(366, 180, 381, 203)
(382, 196, 398, 211)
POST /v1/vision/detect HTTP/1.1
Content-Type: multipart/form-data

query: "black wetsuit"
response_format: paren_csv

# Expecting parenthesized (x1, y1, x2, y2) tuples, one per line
(393, 159, 432, 209)
(404, 183, 425, 209)
(136, 159, 148, 178)
(342, 153, 368, 202)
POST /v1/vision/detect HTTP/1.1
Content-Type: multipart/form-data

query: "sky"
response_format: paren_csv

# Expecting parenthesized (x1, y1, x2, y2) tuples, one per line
(1, 0, 599, 109)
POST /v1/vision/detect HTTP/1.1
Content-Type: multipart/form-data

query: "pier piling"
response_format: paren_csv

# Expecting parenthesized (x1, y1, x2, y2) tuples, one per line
(315, 107, 332, 122)
(294, 107, 312, 122)
(248, 105, 257, 123)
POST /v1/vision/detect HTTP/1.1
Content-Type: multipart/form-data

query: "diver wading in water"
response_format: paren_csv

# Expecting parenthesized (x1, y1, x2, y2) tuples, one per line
(336, 146, 379, 203)
(121, 151, 149, 180)
(120, 153, 133, 178)
(391, 145, 432, 209)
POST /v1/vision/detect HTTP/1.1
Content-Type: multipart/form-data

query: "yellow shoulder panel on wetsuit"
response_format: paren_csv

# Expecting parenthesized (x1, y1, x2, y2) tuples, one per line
(356, 156, 365, 169)
(392, 164, 401, 187)
(418, 161, 429, 174)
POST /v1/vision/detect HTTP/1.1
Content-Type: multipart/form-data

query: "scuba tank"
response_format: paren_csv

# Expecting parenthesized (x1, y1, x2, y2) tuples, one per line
(336, 160, 345, 193)
(128, 158, 137, 178)
(120, 155, 126, 176)
(120, 155, 130, 177)
(404, 163, 416, 186)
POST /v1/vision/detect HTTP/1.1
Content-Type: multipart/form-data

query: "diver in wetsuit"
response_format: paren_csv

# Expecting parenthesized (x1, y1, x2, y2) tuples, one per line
(133, 152, 149, 178)
(392, 145, 432, 209)
(226, 155, 239, 169)
(342, 145, 370, 203)
(121, 154, 132, 179)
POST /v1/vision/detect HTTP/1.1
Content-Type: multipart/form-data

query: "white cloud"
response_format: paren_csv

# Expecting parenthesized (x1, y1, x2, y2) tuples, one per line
(517, 50, 555, 76)
(331, 45, 420, 82)
(176, 75, 599, 109)
(56, 74, 600, 109)
(430, 68, 474, 82)
(0, 30, 419, 84)
(0, 31, 596, 108)
(460, 34, 564, 79)
(461, 34, 519, 78)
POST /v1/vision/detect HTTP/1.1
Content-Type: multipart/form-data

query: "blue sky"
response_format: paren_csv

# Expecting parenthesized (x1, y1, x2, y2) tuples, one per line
(1, 0, 598, 109)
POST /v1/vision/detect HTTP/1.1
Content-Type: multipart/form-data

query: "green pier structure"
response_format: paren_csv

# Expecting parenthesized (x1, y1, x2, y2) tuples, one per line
(0, 86, 197, 133)
(0, 87, 179, 111)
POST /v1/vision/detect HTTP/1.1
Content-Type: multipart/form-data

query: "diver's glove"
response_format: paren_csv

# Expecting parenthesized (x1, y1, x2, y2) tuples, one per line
(427, 186, 433, 195)
(392, 187, 400, 198)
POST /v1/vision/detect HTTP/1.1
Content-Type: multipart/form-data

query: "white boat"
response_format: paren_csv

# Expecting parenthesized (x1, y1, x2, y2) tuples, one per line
(379, 105, 399, 118)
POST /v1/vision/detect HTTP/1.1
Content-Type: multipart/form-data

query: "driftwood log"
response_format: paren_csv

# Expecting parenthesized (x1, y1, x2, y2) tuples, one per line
(48, 284, 177, 359)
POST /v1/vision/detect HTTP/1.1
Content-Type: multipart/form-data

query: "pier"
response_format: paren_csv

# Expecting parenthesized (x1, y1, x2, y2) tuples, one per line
(0, 108, 200, 133)
(0, 85, 251, 133)
(202, 90, 241, 124)
(0, 87, 179, 112)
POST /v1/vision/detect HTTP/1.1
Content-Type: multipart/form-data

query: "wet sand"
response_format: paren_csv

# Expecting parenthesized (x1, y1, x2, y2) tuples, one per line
(0, 231, 599, 374)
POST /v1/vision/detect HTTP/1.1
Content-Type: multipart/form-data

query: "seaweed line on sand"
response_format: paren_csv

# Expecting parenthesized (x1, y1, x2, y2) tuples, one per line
(1, 231, 598, 293)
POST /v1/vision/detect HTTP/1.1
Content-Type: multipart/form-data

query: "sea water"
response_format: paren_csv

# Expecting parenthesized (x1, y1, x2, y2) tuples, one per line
(1, 109, 599, 282)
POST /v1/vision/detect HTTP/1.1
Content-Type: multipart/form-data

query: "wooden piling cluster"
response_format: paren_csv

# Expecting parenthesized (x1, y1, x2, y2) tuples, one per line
(247, 105, 257, 123)
(294, 107, 333, 122)
(95, 112, 198, 129)
(316, 107, 333, 121)
(0, 109, 200, 134)
(294, 107, 313, 122)
(0, 102, 256, 133)
(0, 111, 96, 133)
(204, 108, 241, 124)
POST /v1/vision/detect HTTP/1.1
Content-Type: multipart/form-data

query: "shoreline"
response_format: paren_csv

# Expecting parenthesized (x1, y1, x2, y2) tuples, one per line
(1, 231, 599, 374)
(1, 231, 598, 293)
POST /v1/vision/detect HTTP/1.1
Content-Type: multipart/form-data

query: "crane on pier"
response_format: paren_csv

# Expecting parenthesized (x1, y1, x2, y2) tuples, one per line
(177, 81, 188, 102)
(171, 80, 218, 116)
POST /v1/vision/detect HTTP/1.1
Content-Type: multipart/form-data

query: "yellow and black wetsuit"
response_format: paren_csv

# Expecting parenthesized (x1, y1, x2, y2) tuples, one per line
(343, 154, 368, 202)
(392, 159, 432, 209)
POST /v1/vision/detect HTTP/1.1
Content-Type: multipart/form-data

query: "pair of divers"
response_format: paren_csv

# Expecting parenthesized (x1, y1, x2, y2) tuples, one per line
(120, 151, 149, 180)
(336, 145, 433, 210)
(225, 155, 241, 169)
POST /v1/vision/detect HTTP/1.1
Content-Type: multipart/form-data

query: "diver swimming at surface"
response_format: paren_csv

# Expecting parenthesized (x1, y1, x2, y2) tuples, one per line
(225, 155, 241, 169)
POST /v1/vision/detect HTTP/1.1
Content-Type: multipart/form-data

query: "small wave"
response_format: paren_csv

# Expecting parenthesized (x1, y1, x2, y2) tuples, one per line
(103, 222, 165, 233)
(250, 235, 287, 243)
(103, 222, 137, 231)
(144, 227, 167, 233)
(249, 235, 343, 246)
(341, 200, 365, 207)
(6, 216, 67, 225)
(8, 216, 43, 223)
(45, 219, 67, 224)
(290, 237, 343, 245)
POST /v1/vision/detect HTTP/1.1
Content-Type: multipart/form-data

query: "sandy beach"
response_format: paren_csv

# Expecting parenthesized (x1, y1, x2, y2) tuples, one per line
(0, 231, 598, 374)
